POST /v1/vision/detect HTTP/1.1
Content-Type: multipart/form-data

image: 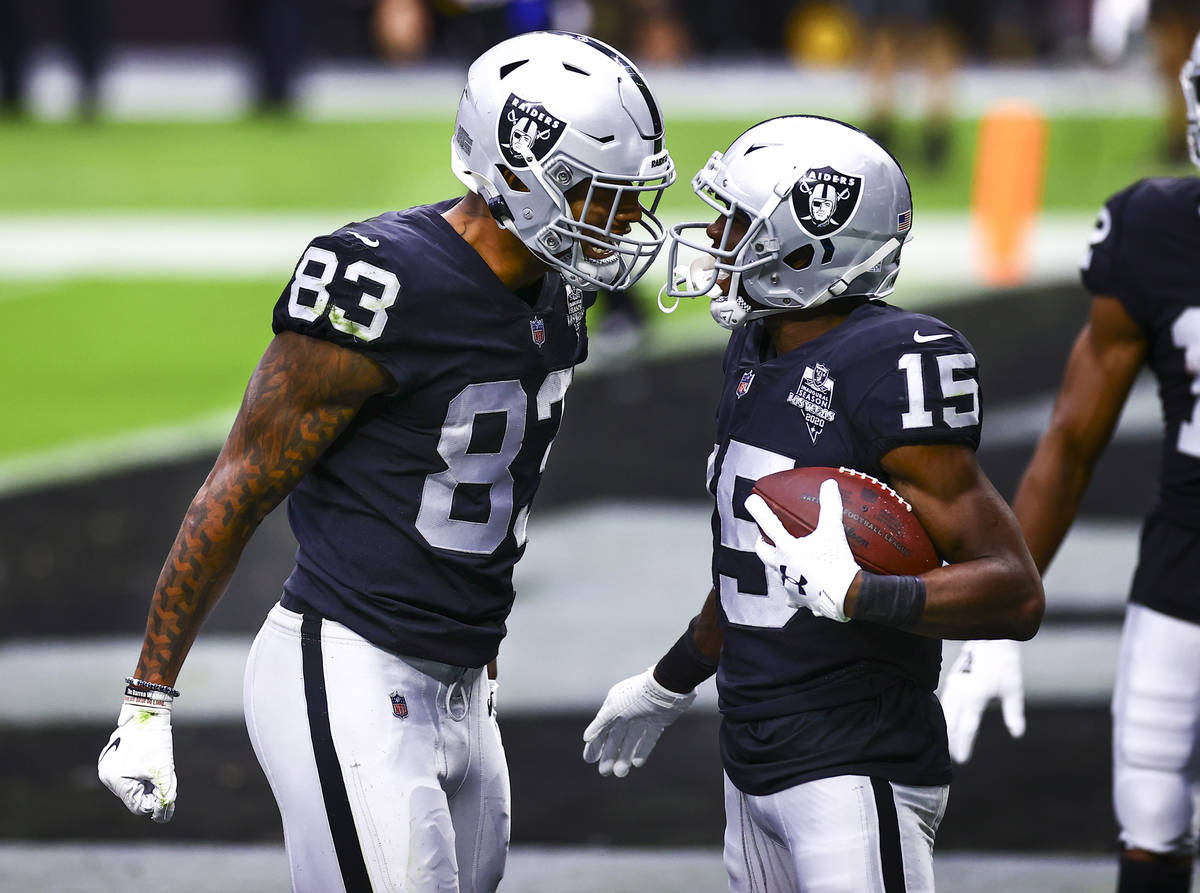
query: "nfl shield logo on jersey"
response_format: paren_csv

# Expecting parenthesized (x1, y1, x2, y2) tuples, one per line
(498, 94, 566, 170)
(390, 692, 408, 719)
(529, 316, 546, 347)
(736, 369, 755, 398)
(786, 363, 838, 443)
(791, 166, 864, 238)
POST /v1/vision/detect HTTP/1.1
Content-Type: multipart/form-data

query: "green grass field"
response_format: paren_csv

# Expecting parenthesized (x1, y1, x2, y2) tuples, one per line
(0, 115, 1188, 213)
(5, 278, 274, 457)
(1, 114, 1191, 462)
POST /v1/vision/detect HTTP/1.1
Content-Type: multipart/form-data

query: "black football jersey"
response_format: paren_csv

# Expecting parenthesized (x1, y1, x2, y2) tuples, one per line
(1082, 176, 1200, 531)
(710, 301, 981, 794)
(271, 199, 593, 668)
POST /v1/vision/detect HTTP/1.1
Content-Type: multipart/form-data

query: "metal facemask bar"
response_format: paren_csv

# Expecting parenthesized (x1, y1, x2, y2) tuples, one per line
(1181, 54, 1200, 169)
(658, 151, 788, 313)
(523, 147, 676, 292)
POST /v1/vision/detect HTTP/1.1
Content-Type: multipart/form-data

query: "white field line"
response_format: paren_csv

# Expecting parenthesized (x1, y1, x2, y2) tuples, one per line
(0, 504, 1135, 726)
(0, 210, 1096, 297)
(0, 212, 354, 287)
(0, 409, 235, 497)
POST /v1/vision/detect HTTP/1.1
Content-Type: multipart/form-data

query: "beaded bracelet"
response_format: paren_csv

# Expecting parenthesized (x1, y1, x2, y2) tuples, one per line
(125, 676, 181, 699)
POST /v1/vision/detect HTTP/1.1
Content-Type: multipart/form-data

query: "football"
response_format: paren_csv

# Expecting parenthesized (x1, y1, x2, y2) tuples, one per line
(750, 466, 940, 576)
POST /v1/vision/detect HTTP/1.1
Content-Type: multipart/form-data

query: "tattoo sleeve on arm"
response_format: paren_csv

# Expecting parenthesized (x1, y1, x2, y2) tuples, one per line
(134, 332, 392, 685)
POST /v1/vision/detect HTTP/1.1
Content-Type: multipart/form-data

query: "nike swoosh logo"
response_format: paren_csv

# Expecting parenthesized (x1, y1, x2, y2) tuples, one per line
(99, 737, 120, 762)
(913, 330, 953, 343)
(346, 230, 380, 248)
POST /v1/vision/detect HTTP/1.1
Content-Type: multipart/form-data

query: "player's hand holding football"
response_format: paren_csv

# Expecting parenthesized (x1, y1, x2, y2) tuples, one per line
(97, 683, 178, 823)
(939, 640, 1026, 763)
(583, 668, 696, 777)
(746, 480, 861, 623)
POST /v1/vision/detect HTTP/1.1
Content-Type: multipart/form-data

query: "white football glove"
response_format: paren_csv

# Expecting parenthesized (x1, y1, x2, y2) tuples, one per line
(582, 667, 696, 778)
(746, 481, 861, 623)
(98, 695, 177, 823)
(939, 639, 1026, 763)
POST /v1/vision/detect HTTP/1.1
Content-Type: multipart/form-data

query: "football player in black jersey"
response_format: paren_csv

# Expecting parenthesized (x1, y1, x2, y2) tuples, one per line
(96, 31, 675, 892)
(583, 116, 1043, 892)
(940, 31, 1200, 893)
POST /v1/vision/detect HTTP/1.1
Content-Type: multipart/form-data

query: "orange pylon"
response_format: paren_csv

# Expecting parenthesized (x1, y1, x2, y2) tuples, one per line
(971, 101, 1047, 287)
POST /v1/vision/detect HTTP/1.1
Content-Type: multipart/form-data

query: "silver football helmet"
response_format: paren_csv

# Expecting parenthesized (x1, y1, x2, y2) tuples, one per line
(1181, 30, 1200, 168)
(661, 115, 913, 329)
(451, 31, 675, 291)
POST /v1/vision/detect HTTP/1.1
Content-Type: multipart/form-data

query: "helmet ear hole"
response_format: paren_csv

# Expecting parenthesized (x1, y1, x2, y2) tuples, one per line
(495, 164, 530, 193)
(784, 244, 815, 271)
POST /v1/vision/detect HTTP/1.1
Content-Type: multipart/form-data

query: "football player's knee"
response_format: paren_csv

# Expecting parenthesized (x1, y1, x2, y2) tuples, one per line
(1116, 695, 1195, 774)
(1114, 765, 1195, 855)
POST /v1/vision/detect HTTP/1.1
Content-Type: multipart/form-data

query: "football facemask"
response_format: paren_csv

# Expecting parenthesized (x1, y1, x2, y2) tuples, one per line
(527, 159, 673, 291)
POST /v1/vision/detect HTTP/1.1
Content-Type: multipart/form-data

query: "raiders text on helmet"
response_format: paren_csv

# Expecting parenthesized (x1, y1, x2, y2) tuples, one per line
(661, 116, 912, 329)
(451, 31, 675, 291)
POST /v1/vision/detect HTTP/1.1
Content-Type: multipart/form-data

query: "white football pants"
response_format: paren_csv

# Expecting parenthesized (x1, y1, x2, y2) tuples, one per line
(1113, 602, 1200, 856)
(244, 603, 510, 893)
(723, 772, 948, 892)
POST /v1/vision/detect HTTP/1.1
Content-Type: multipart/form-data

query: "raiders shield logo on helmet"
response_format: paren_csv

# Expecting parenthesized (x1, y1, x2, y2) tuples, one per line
(791, 166, 864, 238)
(498, 93, 566, 170)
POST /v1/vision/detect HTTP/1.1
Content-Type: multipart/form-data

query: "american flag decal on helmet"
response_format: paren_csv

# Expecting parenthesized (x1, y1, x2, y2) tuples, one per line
(390, 692, 408, 719)
(897, 209, 911, 232)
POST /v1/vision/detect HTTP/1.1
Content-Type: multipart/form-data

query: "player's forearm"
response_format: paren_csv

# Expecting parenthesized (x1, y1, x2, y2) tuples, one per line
(838, 513, 1045, 641)
(133, 472, 278, 685)
(1011, 434, 1096, 574)
(132, 418, 340, 685)
(898, 554, 1044, 641)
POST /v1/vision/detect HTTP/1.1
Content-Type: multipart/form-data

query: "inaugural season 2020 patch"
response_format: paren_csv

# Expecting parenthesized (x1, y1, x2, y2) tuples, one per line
(787, 363, 838, 443)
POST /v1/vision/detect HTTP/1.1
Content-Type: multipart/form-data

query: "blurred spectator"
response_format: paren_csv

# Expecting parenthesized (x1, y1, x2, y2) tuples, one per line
(784, 0, 861, 66)
(233, 0, 309, 113)
(374, 0, 435, 61)
(628, 0, 691, 65)
(0, 0, 109, 118)
(398, 0, 594, 63)
(840, 0, 960, 168)
(679, 0, 797, 57)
